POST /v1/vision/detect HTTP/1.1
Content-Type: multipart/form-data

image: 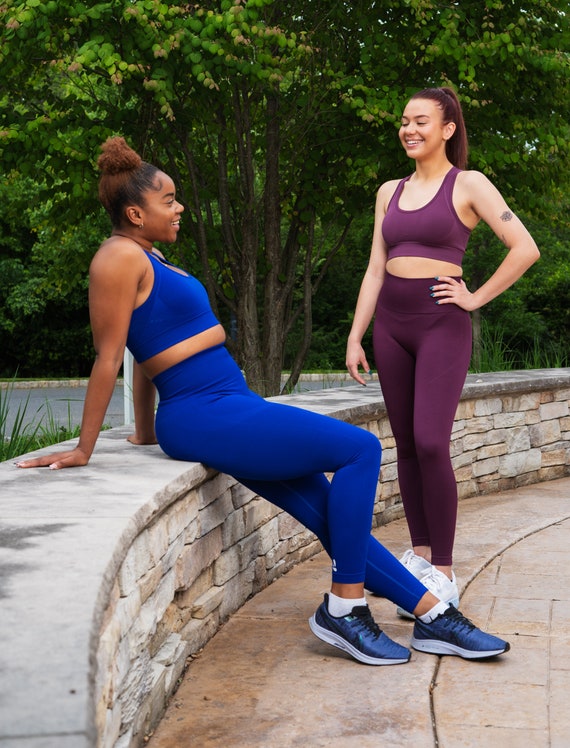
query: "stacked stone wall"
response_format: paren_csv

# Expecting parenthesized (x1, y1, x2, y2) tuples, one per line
(92, 372, 569, 746)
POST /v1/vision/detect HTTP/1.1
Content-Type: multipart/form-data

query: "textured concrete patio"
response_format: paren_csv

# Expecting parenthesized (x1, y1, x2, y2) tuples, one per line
(148, 477, 570, 748)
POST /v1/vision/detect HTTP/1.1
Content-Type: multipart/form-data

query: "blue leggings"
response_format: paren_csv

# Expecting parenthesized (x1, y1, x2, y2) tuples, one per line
(153, 344, 427, 612)
(373, 272, 472, 566)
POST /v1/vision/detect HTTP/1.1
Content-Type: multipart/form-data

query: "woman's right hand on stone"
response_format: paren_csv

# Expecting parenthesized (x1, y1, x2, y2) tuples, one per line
(16, 447, 90, 470)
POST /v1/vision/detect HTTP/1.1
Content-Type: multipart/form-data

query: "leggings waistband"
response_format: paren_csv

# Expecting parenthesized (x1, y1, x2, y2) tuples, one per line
(377, 270, 463, 315)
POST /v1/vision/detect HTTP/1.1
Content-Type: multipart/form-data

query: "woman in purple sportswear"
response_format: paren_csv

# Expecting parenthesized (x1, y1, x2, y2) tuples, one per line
(347, 87, 539, 614)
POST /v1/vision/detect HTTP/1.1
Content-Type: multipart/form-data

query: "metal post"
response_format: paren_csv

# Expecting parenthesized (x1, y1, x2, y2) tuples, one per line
(123, 349, 134, 425)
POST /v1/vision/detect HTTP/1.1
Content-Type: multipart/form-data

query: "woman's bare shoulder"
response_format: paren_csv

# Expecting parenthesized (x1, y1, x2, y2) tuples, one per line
(91, 236, 148, 272)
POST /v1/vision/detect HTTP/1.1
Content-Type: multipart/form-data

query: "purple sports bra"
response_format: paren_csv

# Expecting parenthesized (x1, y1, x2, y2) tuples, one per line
(381, 166, 471, 267)
(126, 250, 220, 363)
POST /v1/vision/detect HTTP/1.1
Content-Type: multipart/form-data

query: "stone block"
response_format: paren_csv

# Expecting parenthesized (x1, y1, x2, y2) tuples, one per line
(159, 535, 186, 582)
(219, 570, 253, 620)
(464, 415, 494, 434)
(278, 511, 304, 539)
(379, 461, 397, 482)
(499, 448, 542, 478)
(474, 397, 503, 416)
(457, 478, 477, 499)
(463, 432, 490, 451)
(493, 411, 526, 428)
(478, 443, 508, 459)
(118, 531, 152, 596)
(117, 649, 153, 725)
(164, 493, 199, 546)
(237, 532, 260, 570)
(452, 450, 476, 469)
(264, 538, 289, 569)
(154, 633, 183, 667)
(180, 613, 220, 653)
(541, 441, 570, 467)
(455, 400, 475, 419)
(213, 545, 240, 586)
(503, 392, 540, 412)
(145, 518, 170, 566)
(115, 587, 143, 639)
(231, 480, 256, 508)
(504, 427, 531, 453)
(175, 527, 222, 591)
(191, 587, 225, 619)
(243, 497, 280, 535)
(200, 492, 234, 535)
(539, 400, 569, 421)
(473, 456, 500, 477)
(99, 702, 122, 748)
(257, 517, 280, 555)
(198, 472, 234, 508)
(222, 505, 246, 548)
(529, 420, 561, 447)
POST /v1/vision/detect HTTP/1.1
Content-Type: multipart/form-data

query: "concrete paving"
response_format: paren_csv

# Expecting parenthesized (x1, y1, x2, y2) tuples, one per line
(148, 477, 570, 748)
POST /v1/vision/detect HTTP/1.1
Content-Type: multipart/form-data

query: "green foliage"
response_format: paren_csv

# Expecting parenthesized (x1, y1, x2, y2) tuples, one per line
(0, 0, 569, 391)
(0, 176, 98, 377)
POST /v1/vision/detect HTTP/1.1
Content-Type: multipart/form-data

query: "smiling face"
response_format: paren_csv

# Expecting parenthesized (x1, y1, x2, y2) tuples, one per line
(126, 171, 184, 245)
(398, 98, 456, 162)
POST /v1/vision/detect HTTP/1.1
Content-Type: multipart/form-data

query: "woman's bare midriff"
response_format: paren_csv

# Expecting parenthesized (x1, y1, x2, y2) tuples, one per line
(140, 324, 227, 379)
(386, 257, 462, 279)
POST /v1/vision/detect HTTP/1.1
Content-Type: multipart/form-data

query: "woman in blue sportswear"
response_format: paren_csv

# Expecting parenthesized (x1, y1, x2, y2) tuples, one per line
(17, 136, 510, 665)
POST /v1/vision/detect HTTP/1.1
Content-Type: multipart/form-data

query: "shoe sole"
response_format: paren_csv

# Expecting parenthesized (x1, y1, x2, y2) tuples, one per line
(309, 615, 410, 666)
(396, 606, 416, 620)
(410, 635, 510, 659)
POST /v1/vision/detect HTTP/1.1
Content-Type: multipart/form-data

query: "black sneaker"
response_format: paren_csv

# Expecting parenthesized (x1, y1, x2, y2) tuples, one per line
(411, 605, 510, 659)
(309, 594, 410, 665)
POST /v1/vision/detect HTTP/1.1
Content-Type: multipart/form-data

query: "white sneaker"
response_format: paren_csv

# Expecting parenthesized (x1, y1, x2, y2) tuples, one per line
(420, 567, 460, 609)
(396, 551, 433, 620)
(399, 549, 432, 578)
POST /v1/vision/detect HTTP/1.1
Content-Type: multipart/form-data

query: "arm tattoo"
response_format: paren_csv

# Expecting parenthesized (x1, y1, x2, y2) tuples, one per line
(500, 211, 513, 222)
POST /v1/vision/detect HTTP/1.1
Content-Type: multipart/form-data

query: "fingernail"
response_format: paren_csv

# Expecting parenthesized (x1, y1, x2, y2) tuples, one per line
(430, 292, 435, 297)
(367, 370, 372, 375)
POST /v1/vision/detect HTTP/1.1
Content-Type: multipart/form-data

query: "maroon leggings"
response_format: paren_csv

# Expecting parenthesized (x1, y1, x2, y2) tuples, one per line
(373, 272, 472, 566)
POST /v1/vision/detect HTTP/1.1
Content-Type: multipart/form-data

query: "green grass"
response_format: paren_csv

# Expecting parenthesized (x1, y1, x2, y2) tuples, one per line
(0, 381, 82, 462)
(470, 322, 569, 373)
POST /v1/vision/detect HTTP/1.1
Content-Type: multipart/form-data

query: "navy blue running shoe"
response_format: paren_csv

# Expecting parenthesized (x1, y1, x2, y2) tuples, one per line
(411, 605, 510, 659)
(309, 594, 410, 665)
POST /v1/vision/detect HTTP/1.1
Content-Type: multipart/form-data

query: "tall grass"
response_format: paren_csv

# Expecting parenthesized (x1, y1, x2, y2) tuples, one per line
(0, 382, 81, 462)
(470, 322, 569, 373)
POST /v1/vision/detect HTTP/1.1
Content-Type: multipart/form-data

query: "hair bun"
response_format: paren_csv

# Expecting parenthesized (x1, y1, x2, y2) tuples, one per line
(97, 136, 142, 175)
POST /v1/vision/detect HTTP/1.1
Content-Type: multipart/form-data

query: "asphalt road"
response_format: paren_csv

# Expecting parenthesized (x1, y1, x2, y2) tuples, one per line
(2, 383, 127, 438)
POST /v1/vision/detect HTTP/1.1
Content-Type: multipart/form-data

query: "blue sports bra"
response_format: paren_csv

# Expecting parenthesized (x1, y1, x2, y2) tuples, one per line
(382, 167, 472, 267)
(126, 250, 220, 363)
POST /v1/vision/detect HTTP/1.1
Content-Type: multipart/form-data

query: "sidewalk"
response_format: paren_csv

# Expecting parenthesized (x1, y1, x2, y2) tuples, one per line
(148, 477, 570, 748)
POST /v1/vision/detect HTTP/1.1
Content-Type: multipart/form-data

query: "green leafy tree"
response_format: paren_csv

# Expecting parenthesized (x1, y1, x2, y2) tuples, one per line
(1, 0, 569, 392)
